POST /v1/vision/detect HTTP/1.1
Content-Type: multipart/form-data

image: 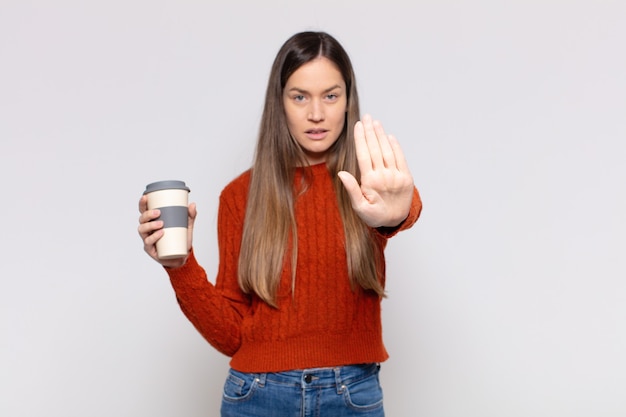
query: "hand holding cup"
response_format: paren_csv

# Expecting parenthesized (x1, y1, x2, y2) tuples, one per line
(138, 180, 196, 268)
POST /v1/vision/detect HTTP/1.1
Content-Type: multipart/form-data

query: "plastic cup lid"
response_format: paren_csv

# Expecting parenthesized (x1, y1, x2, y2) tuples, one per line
(144, 180, 190, 194)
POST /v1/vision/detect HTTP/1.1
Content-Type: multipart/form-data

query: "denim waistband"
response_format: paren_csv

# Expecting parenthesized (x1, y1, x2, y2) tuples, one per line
(248, 363, 380, 392)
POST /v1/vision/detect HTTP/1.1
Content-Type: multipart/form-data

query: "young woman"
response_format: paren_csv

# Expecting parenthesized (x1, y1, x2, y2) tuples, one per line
(138, 31, 422, 417)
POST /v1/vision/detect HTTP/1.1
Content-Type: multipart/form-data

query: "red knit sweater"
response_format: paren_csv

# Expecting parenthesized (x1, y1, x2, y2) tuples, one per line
(166, 162, 422, 373)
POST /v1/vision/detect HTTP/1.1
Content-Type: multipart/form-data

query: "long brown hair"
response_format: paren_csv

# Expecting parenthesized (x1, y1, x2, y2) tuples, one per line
(238, 31, 384, 306)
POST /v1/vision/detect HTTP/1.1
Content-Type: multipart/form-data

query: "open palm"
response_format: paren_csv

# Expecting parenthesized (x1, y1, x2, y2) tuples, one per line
(338, 114, 415, 228)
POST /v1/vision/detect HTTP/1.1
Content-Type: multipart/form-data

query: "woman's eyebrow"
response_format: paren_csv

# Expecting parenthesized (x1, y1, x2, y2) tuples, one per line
(286, 84, 343, 94)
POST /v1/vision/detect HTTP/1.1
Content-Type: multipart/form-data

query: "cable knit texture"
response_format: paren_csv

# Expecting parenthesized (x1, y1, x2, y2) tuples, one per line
(165, 162, 422, 373)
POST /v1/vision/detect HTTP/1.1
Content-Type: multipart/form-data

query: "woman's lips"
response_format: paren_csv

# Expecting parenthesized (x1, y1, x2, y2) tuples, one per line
(305, 129, 328, 140)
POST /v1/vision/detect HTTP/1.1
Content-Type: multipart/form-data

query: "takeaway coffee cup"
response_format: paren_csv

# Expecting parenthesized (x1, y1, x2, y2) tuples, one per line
(143, 180, 191, 260)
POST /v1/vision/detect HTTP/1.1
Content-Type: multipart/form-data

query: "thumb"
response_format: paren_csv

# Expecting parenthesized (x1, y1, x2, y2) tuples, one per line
(188, 202, 198, 220)
(187, 202, 198, 229)
(186, 202, 197, 251)
(337, 171, 364, 207)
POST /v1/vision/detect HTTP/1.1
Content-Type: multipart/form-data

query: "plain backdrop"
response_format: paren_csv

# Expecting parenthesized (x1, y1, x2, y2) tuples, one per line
(1, 1, 625, 416)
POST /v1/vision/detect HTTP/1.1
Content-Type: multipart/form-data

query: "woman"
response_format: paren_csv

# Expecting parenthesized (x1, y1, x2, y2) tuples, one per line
(138, 31, 422, 416)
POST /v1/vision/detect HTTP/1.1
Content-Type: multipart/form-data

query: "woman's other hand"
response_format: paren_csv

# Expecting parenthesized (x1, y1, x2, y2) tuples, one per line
(137, 194, 197, 268)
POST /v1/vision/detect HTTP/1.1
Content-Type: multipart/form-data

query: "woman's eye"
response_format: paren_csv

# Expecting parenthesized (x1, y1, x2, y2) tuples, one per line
(294, 95, 305, 102)
(326, 93, 338, 100)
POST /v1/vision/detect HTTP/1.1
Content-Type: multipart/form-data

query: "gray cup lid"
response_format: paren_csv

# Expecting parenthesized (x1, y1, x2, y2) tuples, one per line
(144, 180, 190, 194)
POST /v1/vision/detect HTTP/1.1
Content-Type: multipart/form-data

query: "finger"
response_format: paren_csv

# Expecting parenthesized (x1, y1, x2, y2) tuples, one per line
(137, 217, 163, 239)
(337, 171, 366, 207)
(362, 114, 384, 169)
(387, 134, 410, 173)
(143, 227, 164, 247)
(138, 194, 148, 213)
(373, 120, 396, 169)
(138, 207, 160, 226)
(353, 120, 373, 174)
(137, 206, 162, 238)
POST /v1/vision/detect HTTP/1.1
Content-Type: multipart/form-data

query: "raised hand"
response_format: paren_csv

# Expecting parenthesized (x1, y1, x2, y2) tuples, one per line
(338, 114, 414, 228)
(137, 194, 197, 268)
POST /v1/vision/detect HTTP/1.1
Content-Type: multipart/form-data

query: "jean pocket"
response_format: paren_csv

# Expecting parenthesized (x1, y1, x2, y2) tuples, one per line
(343, 372, 384, 411)
(222, 369, 260, 402)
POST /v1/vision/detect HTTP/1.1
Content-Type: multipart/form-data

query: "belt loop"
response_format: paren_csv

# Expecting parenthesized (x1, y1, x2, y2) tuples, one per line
(254, 373, 267, 387)
(334, 367, 345, 394)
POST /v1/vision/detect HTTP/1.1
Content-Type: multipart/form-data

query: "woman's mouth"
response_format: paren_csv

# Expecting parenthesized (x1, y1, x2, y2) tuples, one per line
(305, 129, 328, 140)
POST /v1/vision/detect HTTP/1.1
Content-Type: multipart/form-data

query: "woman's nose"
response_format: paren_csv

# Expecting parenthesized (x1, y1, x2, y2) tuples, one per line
(307, 100, 324, 121)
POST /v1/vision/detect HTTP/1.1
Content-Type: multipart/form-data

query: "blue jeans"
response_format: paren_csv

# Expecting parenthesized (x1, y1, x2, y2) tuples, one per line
(221, 363, 384, 417)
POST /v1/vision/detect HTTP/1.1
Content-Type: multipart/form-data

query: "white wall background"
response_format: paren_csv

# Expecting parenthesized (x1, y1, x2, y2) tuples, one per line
(1, 1, 625, 416)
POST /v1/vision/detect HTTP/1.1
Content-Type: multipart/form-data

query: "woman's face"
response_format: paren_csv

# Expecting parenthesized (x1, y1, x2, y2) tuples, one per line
(283, 57, 347, 165)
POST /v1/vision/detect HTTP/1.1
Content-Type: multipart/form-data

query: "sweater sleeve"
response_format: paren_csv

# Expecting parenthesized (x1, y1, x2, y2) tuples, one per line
(165, 183, 251, 357)
(374, 186, 422, 238)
